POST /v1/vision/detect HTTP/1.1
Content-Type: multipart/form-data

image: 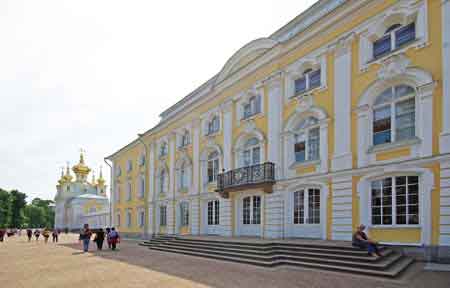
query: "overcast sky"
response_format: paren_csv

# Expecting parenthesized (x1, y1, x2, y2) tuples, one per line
(0, 0, 316, 202)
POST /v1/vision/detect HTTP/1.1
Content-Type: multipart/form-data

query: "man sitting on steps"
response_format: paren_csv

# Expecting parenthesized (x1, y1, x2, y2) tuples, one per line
(352, 224, 381, 257)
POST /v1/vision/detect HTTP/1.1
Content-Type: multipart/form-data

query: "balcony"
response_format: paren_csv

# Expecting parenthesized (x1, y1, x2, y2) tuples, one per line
(216, 162, 276, 198)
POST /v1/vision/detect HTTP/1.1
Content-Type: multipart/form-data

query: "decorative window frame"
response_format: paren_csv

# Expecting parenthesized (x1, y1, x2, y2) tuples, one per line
(201, 107, 222, 137)
(126, 159, 133, 173)
(358, 0, 428, 72)
(233, 122, 266, 169)
(283, 181, 329, 240)
(137, 207, 145, 228)
(235, 84, 265, 124)
(137, 174, 145, 199)
(126, 208, 132, 227)
(126, 181, 132, 201)
(200, 143, 223, 192)
(175, 153, 193, 194)
(158, 203, 168, 227)
(284, 49, 327, 102)
(357, 166, 434, 245)
(282, 96, 329, 178)
(156, 164, 169, 196)
(355, 56, 435, 168)
(157, 137, 169, 159)
(176, 126, 192, 150)
(178, 201, 190, 228)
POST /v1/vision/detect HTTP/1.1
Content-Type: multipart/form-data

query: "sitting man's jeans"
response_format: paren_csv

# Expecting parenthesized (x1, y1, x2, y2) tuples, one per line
(82, 239, 90, 252)
(353, 240, 379, 254)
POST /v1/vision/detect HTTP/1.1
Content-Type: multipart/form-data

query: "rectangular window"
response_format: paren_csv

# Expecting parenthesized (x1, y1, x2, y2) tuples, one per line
(181, 203, 189, 226)
(307, 128, 320, 161)
(126, 211, 131, 227)
(395, 176, 419, 225)
(308, 189, 320, 224)
(309, 70, 321, 89)
(371, 178, 393, 225)
(139, 211, 145, 227)
(294, 77, 307, 94)
(207, 201, 214, 225)
(243, 103, 252, 119)
(252, 147, 260, 165)
(294, 191, 304, 224)
(243, 197, 251, 225)
(160, 206, 167, 227)
(207, 159, 219, 183)
(373, 106, 391, 145)
(252, 196, 261, 225)
(373, 34, 391, 59)
(127, 183, 132, 201)
(395, 98, 415, 141)
(139, 178, 145, 198)
(214, 200, 220, 225)
(395, 23, 415, 48)
(295, 132, 306, 162)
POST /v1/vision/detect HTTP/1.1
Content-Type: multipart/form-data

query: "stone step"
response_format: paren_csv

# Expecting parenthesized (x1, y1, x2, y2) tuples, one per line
(153, 241, 393, 262)
(169, 238, 384, 256)
(151, 244, 402, 270)
(150, 246, 414, 277)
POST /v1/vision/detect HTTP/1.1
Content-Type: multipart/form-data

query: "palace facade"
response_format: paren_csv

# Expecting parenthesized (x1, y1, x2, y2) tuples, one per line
(105, 0, 450, 258)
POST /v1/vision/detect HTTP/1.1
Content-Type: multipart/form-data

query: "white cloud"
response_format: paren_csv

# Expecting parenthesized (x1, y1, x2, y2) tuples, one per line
(0, 0, 316, 201)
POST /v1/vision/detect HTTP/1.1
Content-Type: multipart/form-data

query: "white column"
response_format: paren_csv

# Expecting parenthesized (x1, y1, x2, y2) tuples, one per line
(331, 176, 353, 241)
(221, 101, 233, 170)
(319, 120, 329, 173)
(266, 72, 283, 178)
(440, 160, 450, 245)
(110, 162, 116, 227)
(418, 83, 435, 157)
(441, 0, 450, 153)
(192, 119, 201, 194)
(169, 133, 176, 198)
(332, 35, 354, 171)
(147, 143, 155, 236)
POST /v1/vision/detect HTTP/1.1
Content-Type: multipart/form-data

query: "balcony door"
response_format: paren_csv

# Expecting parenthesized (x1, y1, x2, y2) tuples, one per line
(237, 194, 261, 237)
(240, 138, 261, 167)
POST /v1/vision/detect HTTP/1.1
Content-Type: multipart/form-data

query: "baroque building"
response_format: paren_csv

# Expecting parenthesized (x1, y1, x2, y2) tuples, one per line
(105, 0, 450, 260)
(55, 152, 110, 230)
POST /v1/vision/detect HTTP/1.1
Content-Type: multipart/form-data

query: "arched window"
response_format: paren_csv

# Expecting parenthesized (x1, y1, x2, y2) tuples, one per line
(294, 117, 320, 163)
(373, 85, 415, 146)
(373, 22, 416, 59)
(243, 95, 262, 119)
(207, 151, 220, 183)
(241, 137, 261, 167)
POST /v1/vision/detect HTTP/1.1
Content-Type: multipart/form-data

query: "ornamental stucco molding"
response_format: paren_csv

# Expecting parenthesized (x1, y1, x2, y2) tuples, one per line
(377, 53, 411, 81)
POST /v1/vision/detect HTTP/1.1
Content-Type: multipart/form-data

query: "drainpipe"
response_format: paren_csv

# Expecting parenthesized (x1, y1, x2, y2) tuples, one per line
(137, 134, 150, 240)
(104, 158, 113, 229)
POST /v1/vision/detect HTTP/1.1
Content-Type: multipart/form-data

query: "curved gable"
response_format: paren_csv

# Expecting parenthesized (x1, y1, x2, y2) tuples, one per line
(215, 38, 278, 85)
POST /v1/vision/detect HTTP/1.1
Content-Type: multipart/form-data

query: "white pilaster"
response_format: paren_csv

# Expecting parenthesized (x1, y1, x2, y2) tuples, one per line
(440, 160, 450, 245)
(169, 133, 176, 198)
(266, 72, 283, 178)
(331, 35, 354, 171)
(331, 176, 353, 241)
(147, 143, 155, 235)
(221, 101, 233, 170)
(219, 198, 233, 236)
(441, 0, 450, 153)
(192, 119, 201, 194)
(356, 105, 370, 168)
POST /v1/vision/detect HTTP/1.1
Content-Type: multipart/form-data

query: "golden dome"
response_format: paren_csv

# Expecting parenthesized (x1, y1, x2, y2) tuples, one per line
(62, 164, 73, 182)
(72, 152, 91, 176)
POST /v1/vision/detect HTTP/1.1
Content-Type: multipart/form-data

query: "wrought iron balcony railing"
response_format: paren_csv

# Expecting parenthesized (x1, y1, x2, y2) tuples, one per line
(216, 162, 276, 198)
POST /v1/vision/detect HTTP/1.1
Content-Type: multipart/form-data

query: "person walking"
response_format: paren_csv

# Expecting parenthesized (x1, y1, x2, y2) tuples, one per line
(0, 229, 5, 242)
(26, 229, 33, 242)
(34, 229, 40, 241)
(93, 229, 105, 251)
(108, 227, 120, 251)
(79, 224, 92, 252)
(105, 227, 111, 249)
(52, 229, 59, 243)
(42, 228, 50, 244)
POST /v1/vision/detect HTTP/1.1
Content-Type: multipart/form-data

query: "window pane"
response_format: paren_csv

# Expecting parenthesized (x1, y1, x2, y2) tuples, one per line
(295, 77, 307, 94)
(308, 127, 320, 161)
(293, 191, 304, 224)
(395, 99, 415, 141)
(252, 147, 260, 165)
(395, 85, 415, 99)
(214, 200, 220, 225)
(309, 70, 321, 89)
(252, 196, 261, 224)
(295, 141, 306, 162)
(373, 106, 391, 145)
(208, 201, 213, 225)
(373, 34, 391, 58)
(243, 197, 250, 224)
(395, 23, 415, 48)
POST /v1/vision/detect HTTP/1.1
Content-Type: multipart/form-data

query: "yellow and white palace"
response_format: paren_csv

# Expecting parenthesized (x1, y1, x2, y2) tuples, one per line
(106, 0, 450, 259)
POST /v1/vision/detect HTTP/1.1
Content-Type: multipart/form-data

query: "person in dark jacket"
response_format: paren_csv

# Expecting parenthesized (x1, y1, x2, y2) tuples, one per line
(52, 229, 59, 243)
(34, 229, 40, 241)
(0, 229, 5, 242)
(93, 229, 105, 250)
(26, 229, 33, 242)
(108, 227, 120, 251)
(79, 224, 92, 252)
(352, 224, 381, 257)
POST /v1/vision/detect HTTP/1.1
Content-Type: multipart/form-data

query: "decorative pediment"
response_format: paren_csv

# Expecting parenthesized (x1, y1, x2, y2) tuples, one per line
(296, 94, 314, 114)
(243, 119, 257, 134)
(377, 54, 411, 81)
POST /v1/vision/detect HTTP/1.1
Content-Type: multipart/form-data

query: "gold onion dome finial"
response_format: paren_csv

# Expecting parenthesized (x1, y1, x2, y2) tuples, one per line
(58, 167, 65, 184)
(97, 166, 105, 186)
(63, 162, 73, 182)
(72, 151, 91, 176)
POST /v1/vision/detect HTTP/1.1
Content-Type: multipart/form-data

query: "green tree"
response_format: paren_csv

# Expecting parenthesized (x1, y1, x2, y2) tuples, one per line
(0, 188, 11, 228)
(9, 190, 27, 228)
(23, 205, 46, 228)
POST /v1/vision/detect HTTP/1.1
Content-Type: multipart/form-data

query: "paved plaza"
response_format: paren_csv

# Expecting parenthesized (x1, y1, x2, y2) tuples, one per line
(1, 234, 450, 288)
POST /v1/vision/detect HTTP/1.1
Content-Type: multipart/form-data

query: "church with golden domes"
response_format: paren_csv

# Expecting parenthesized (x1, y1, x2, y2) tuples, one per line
(54, 152, 110, 230)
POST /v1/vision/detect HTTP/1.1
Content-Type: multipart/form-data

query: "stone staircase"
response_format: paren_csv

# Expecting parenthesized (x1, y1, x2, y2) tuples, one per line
(139, 235, 414, 278)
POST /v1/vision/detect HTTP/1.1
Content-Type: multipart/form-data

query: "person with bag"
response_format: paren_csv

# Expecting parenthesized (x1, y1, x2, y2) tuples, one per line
(108, 227, 120, 251)
(93, 228, 105, 251)
(79, 224, 92, 252)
